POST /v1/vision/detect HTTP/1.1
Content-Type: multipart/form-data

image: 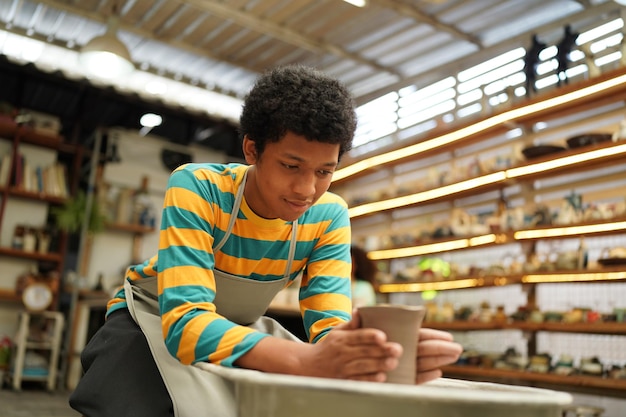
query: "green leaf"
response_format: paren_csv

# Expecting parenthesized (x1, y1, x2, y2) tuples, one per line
(51, 191, 106, 234)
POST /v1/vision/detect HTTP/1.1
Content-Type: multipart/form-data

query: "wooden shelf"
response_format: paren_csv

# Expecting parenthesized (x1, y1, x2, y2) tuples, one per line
(0, 116, 18, 138)
(0, 117, 75, 152)
(378, 268, 626, 293)
(426, 321, 626, 335)
(0, 246, 63, 263)
(105, 222, 156, 234)
(347, 141, 626, 220)
(0, 288, 20, 303)
(369, 216, 626, 260)
(0, 186, 68, 204)
(442, 365, 626, 397)
(17, 126, 64, 149)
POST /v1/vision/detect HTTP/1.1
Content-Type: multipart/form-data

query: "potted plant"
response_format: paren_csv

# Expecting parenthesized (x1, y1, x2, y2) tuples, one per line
(51, 190, 106, 277)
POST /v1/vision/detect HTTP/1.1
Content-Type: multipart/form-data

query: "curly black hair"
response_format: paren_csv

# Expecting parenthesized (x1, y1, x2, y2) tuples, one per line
(239, 65, 357, 159)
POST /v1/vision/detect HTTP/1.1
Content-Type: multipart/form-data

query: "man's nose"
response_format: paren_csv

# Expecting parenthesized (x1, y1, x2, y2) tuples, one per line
(292, 172, 316, 196)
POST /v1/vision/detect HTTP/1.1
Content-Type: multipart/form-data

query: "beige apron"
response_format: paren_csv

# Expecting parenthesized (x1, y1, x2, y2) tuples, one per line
(125, 170, 302, 417)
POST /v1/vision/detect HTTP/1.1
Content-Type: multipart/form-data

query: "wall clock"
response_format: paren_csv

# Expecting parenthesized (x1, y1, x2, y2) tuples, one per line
(22, 282, 53, 311)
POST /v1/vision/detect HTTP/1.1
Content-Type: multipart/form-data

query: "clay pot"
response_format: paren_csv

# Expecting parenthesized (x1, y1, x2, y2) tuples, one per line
(358, 305, 426, 384)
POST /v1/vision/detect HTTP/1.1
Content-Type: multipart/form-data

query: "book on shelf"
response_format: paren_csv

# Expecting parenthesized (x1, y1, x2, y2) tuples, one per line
(115, 188, 134, 224)
(6, 152, 69, 197)
(22, 159, 34, 192)
(10, 153, 23, 188)
(0, 153, 11, 186)
(55, 162, 69, 198)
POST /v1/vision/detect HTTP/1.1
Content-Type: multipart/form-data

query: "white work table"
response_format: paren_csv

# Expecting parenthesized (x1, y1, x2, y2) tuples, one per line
(196, 363, 572, 417)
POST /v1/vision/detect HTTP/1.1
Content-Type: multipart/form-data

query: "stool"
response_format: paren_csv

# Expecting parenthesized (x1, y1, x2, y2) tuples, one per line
(562, 405, 605, 417)
(10, 311, 64, 391)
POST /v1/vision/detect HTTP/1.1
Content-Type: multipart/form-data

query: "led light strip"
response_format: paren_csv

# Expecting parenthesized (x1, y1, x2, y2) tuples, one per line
(368, 234, 497, 260)
(506, 143, 626, 178)
(348, 172, 506, 218)
(514, 221, 626, 239)
(378, 278, 480, 293)
(348, 143, 626, 219)
(368, 220, 626, 261)
(522, 272, 626, 283)
(379, 272, 626, 293)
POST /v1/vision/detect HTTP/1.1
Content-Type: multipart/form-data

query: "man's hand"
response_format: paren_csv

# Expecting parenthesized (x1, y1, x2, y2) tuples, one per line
(236, 312, 461, 385)
(300, 313, 403, 382)
(415, 328, 463, 384)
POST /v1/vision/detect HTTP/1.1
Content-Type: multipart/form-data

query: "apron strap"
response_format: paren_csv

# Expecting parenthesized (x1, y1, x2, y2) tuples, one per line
(213, 167, 299, 280)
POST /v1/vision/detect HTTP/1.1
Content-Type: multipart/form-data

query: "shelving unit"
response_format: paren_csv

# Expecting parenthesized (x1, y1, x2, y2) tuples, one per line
(426, 321, 626, 335)
(440, 365, 626, 398)
(0, 116, 82, 305)
(8, 311, 64, 391)
(0, 115, 85, 394)
(332, 66, 626, 186)
(331, 68, 626, 397)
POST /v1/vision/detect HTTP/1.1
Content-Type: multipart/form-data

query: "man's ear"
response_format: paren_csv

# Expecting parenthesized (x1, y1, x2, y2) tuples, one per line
(242, 136, 257, 164)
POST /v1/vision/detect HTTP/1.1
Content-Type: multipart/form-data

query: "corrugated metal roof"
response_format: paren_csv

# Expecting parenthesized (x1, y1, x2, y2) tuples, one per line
(1, 0, 618, 105)
(0, 0, 621, 154)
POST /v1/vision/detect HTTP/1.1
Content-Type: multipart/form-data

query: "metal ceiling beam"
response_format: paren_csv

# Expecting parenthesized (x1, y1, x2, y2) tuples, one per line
(181, 0, 400, 76)
(371, 0, 483, 47)
(20, 0, 401, 82)
(1, 27, 244, 101)
(8, 0, 258, 96)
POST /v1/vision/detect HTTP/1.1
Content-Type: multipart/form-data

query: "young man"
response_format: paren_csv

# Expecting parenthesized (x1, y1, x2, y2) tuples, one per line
(70, 65, 462, 417)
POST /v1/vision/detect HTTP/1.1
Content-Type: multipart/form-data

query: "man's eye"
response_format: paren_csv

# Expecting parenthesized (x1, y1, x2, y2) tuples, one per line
(318, 170, 333, 176)
(283, 164, 297, 170)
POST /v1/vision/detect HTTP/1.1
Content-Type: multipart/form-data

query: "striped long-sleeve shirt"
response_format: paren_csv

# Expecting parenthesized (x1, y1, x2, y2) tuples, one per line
(107, 163, 352, 367)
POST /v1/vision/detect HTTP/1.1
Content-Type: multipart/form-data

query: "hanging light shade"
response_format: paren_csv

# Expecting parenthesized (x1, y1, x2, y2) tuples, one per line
(79, 16, 134, 79)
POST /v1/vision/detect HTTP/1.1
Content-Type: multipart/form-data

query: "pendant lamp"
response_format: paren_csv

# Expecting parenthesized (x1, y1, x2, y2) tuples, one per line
(79, 16, 134, 79)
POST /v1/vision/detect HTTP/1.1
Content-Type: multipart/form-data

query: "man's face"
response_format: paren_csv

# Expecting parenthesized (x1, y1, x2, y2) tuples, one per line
(243, 131, 340, 221)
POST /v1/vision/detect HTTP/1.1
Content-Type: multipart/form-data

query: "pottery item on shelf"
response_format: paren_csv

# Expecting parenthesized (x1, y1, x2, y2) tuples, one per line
(597, 247, 626, 266)
(358, 305, 425, 384)
(565, 133, 612, 148)
(529, 205, 553, 226)
(585, 310, 601, 323)
(495, 347, 527, 370)
(607, 247, 626, 258)
(553, 354, 574, 376)
(555, 251, 579, 270)
(555, 191, 583, 225)
(417, 257, 451, 281)
(579, 357, 603, 376)
(562, 405, 605, 417)
(440, 302, 455, 323)
(563, 308, 585, 323)
(608, 365, 626, 379)
(521, 144, 566, 160)
(462, 350, 482, 366)
(510, 306, 531, 322)
(493, 305, 508, 324)
(543, 311, 563, 322)
(529, 308, 544, 323)
(477, 301, 492, 323)
(424, 302, 438, 322)
(527, 353, 551, 373)
(613, 118, 626, 141)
